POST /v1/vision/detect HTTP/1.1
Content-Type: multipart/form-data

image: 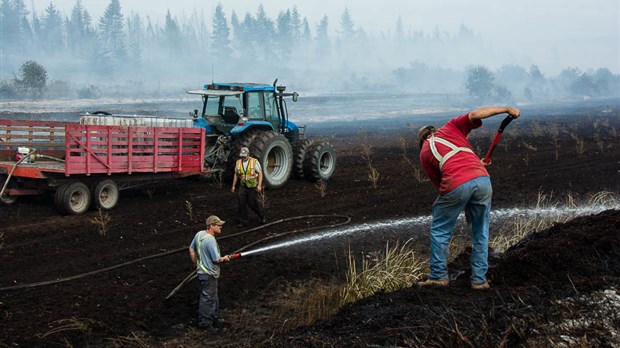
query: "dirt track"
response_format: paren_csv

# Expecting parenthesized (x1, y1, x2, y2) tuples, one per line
(1, 100, 619, 347)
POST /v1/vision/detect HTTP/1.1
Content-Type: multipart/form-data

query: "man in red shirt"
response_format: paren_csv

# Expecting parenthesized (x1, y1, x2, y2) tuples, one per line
(417, 107, 520, 289)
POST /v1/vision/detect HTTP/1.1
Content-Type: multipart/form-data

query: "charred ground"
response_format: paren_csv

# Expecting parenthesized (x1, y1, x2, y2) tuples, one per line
(1, 100, 619, 347)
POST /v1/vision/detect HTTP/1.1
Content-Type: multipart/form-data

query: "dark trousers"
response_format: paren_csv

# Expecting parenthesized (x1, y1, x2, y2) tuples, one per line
(197, 273, 219, 326)
(238, 186, 265, 224)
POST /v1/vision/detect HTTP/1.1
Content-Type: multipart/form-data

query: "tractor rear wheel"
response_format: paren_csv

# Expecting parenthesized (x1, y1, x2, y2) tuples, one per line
(293, 139, 315, 179)
(250, 131, 293, 189)
(303, 140, 337, 181)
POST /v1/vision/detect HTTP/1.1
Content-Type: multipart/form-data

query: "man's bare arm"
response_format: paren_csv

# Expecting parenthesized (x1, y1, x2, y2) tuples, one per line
(469, 107, 520, 121)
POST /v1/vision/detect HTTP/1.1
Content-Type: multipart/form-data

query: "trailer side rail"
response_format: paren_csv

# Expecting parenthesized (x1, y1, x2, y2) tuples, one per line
(0, 119, 68, 160)
(64, 124, 205, 176)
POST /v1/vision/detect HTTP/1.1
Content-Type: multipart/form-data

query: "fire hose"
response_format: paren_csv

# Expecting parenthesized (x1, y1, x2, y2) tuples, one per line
(165, 214, 352, 300)
(0, 149, 37, 198)
(0, 214, 350, 293)
(0, 148, 65, 198)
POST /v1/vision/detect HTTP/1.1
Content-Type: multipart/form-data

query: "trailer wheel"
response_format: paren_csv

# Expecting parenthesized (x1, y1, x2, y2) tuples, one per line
(250, 131, 293, 189)
(303, 140, 337, 181)
(0, 194, 17, 205)
(0, 175, 18, 205)
(53, 184, 69, 214)
(293, 139, 315, 179)
(93, 179, 119, 210)
(61, 182, 91, 215)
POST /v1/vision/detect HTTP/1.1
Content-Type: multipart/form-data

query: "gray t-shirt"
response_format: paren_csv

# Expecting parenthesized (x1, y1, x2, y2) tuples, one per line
(189, 230, 221, 278)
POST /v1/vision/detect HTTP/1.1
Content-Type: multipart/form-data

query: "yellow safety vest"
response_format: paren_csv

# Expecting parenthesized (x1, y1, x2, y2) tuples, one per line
(236, 157, 259, 188)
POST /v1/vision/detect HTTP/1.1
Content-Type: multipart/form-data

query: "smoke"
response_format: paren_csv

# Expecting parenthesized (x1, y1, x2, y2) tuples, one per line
(1, 1, 618, 101)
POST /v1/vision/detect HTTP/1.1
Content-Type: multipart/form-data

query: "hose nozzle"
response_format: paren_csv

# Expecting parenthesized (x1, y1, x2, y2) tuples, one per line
(228, 253, 242, 260)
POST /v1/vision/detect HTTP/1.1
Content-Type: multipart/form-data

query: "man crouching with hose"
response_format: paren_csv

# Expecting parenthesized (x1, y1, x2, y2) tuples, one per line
(417, 107, 520, 289)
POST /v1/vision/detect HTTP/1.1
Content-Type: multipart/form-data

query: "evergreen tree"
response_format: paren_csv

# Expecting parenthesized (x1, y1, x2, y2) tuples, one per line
(0, 0, 30, 57)
(276, 9, 292, 59)
(301, 18, 311, 43)
(230, 11, 246, 57)
(163, 10, 182, 54)
(230, 10, 240, 43)
(238, 13, 258, 59)
(20, 8, 35, 54)
(98, 0, 126, 62)
(126, 13, 143, 69)
(211, 3, 231, 61)
(40, 3, 64, 54)
(339, 8, 355, 40)
(316, 15, 331, 58)
(144, 17, 157, 45)
(190, 8, 210, 53)
(67, 0, 96, 55)
(290, 6, 301, 42)
(255, 4, 275, 60)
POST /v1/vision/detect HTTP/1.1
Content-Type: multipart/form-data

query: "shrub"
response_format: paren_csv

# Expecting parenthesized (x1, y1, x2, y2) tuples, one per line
(77, 84, 102, 99)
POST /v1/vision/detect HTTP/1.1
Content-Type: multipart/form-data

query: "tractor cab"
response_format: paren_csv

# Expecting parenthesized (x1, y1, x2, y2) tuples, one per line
(187, 80, 301, 146)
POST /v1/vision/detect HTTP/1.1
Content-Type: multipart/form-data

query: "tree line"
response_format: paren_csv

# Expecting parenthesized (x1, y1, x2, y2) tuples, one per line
(1, 0, 618, 102)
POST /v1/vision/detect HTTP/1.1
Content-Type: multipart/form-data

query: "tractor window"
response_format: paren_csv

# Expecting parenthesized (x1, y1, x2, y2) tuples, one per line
(264, 92, 278, 122)
(247, 92, 264, 120)
(204, 95, 243, 118)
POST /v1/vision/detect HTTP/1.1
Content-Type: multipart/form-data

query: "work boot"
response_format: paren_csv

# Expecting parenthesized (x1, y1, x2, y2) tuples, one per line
(417, 278, 449, 287)
(196, 321, 213, 330)
(471, 281, 490, 290)
(260, 215, 267, 224)
(212, 318, 228, 329)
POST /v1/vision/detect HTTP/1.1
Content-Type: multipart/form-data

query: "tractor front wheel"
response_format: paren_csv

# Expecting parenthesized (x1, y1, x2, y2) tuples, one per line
(293, 138, 315, 179)
(303, 140, 337, 181)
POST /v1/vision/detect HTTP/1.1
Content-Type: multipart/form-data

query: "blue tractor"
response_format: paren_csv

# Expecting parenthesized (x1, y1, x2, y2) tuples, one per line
(187, 79, 336, 189)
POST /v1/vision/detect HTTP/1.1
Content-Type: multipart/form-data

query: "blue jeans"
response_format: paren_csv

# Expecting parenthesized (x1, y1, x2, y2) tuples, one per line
(429, 176, 492, 285)
(197, 273, 219, 326)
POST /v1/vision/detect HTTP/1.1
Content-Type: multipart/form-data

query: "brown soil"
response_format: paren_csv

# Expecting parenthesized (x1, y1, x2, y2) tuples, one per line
(1, 101, 619, 347)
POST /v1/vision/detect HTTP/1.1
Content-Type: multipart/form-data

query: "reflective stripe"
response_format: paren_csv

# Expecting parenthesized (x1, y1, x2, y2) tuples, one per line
(428, 135, 474, 170)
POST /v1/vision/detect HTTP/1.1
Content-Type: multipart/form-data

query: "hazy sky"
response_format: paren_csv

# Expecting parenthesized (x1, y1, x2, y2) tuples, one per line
(28, 0, 620, 73)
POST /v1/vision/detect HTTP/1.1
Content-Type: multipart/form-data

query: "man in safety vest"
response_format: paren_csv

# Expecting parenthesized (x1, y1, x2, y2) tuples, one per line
(416, 107, 520, 290)
(188, 215, 231, 329)
(231, 147, 266, 227)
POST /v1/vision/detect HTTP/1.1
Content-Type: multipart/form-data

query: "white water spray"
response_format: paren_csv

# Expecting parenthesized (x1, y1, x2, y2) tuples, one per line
(241, 204, 618, 257)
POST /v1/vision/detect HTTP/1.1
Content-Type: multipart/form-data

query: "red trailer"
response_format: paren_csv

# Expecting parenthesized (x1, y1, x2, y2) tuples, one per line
(0, 119, 205, 214)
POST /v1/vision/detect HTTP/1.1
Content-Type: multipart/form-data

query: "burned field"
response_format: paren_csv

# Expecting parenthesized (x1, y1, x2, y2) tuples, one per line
(1, 101, 619, 347)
